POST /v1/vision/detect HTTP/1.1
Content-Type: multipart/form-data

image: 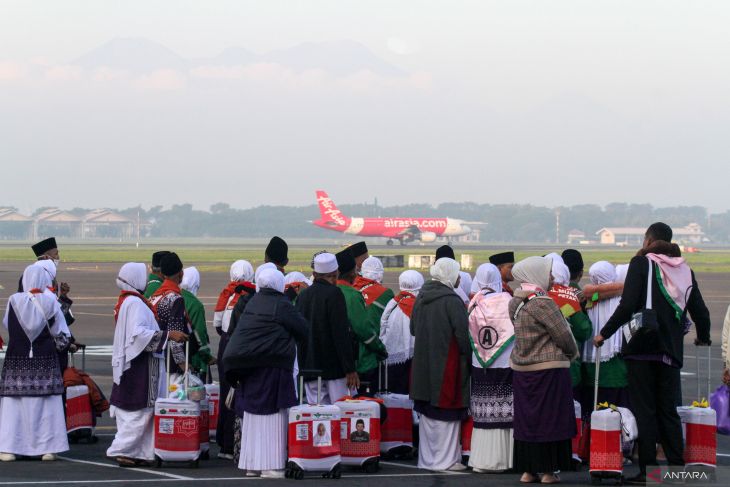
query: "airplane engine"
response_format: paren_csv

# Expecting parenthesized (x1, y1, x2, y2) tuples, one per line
(419, 232, 437, 243)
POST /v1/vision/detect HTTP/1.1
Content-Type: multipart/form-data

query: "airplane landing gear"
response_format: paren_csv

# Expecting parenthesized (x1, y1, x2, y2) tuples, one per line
(386, 239, 394, 246)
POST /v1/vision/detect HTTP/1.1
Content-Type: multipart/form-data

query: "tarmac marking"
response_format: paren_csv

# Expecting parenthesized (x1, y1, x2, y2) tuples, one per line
(57, 456, 194, 480)
(74, 312, 114, 317)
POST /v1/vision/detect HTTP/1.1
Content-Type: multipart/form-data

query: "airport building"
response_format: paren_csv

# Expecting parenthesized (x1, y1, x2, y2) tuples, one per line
(0, 208, 147, 240)
(596, 223, 704, 245)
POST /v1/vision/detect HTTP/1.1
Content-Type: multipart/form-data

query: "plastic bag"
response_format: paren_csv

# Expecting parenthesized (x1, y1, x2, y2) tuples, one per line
(709, 384, 730, 435)
(168, 372, 205, 401)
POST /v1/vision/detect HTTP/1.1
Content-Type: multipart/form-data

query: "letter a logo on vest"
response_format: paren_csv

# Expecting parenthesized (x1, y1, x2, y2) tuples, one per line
(478, 326, 499, 350)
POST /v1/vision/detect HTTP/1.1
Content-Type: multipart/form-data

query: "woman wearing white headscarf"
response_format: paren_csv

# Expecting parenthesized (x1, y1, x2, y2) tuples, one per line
(455, 271, 473, 304)
(0, 263, 72, 461)
(379, 270, 424, 394)
(546, 256, 593, 392)
(107, 263, 188, 467)
(180, 267, 214, 377)
(509, 257, 579, 483)
(580, 261, 629, 410)
(410, 258, 470, 471)
(212, 260, 256, 459)
(467, 263, 515, 472)
(222, 268, 308, 478)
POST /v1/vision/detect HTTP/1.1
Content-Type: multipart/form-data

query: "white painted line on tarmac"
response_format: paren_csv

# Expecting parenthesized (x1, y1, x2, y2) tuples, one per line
(58, 456, 194, 480)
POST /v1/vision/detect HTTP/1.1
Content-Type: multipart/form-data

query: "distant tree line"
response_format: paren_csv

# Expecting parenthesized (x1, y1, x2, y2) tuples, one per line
(4, 202, 730, 243)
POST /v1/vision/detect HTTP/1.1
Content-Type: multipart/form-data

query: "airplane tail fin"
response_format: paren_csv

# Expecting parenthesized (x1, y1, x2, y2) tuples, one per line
(315, 190, 351, 230)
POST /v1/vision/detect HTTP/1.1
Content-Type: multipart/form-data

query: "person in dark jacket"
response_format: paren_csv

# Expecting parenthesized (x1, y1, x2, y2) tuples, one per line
(295, 252, 359, 404)
(410, 257, 470, 472)
(222, 268, 307, 479)
(595, 222, 712, 485)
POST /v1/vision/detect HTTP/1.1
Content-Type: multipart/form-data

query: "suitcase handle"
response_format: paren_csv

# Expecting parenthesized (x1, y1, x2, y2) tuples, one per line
(69, 345, 86, 371)
(378, 361, 389, 394)
(695, 344, 712, 401)
(298, 369, 323, 406)
(593, 344, 601, 412)
(166, 339, 190, 398)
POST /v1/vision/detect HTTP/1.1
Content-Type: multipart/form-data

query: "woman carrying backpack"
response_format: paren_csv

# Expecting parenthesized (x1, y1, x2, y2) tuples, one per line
(467, 263, 515, 473)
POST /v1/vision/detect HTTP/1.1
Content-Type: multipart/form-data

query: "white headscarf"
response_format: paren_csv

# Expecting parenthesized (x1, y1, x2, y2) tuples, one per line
(180, 266, 201, 296)
(285, 271, 312, 287)
(589, 261, 617, 285)
(257, 268, 285, 293)
(544, 253, 570, 286)
(254, 263, 277, 291)
(584, 261, 623, 363)
(230, 260, 254, 282)
(399, 270, 424, 294)
(471, 263, 503, 294)
(512, 256, 552, 292)
(615, 264, 630, 284)
(458, 271, 473, 296)
(112, 263, 161, 385)
(4, 263, 69, 358)
(35, 259, 57, 284)
(430, 258, 461, 288)
(361, 256, 384, 283)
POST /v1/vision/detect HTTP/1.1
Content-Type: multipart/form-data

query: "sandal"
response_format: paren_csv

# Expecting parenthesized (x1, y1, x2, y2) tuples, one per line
(116, 457, 137, 468)
(521, 473, 539, 483)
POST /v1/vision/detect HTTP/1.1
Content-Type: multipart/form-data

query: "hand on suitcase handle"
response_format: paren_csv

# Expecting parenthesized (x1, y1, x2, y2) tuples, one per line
(593, 334, 605, 347)
(168, 331, 188, 343)
(346, 371, 360, 390)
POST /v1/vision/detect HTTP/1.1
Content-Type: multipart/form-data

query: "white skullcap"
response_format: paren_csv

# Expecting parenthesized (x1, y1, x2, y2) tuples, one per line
(230, 260, 254, 282)
(257, 268, 285, 293)
(472, 263, 503, 294)
(180, 266, 201, 296)
(589, 261, 617, 285)
(430, 258, 461, 288)
(399, 270, 424, 293)
(361, 256, 384, 283)
(313, 253, 338, 274)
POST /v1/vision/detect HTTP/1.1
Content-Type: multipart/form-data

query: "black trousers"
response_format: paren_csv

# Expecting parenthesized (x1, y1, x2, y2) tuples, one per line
(626, 359, 684, 473)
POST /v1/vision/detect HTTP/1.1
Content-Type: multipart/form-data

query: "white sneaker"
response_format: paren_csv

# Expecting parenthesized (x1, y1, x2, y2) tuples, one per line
(217, 452, 234, 460)
(245, 470, 261, 477)
(472, 467, 488, 473)
(0, 453, 16, 462)
(261, 470, 285, 479)
(447, 462, 467, 471)
(41, 453, 57, 461)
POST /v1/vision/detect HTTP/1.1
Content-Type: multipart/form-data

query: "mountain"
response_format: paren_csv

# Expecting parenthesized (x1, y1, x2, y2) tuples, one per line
(72, 38, 188, 73)
(71, 38, 405, 77)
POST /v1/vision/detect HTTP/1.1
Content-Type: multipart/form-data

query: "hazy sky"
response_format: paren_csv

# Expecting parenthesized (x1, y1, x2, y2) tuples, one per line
(2, 1, 729, 214)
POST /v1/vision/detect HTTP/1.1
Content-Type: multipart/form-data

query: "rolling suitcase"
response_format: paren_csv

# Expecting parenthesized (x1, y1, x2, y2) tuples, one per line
(589, 346, 623, 484)
(572, 400, 583, 465)
(199, 395, 210, 460)
(334, 397, 381, 472)
(375, 362, 413, 459)
(65, 347, 96, 444)
(205, 366, 220, 442)
(461, 416, 473, 462)
(286, 370, 342, 480)
(677, 346, 717, 472)
(154, 342, 201, 468)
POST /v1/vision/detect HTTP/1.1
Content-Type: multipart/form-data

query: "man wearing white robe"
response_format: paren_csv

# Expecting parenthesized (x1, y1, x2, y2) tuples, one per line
(106, 263, 188, 467)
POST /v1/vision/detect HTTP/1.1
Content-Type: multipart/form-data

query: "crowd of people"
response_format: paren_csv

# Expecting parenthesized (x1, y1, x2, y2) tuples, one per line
(0, 222, 719, 485)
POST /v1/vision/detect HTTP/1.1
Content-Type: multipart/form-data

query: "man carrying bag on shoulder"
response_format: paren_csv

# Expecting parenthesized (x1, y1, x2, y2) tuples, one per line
(594, 222, 712, 485)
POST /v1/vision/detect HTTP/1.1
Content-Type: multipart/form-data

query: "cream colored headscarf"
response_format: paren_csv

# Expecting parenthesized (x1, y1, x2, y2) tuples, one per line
(429, 258, 461, 288)
(512, 256, 552, 292)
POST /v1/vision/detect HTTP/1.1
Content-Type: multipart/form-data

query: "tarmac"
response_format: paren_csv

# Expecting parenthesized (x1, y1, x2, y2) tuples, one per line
(1, 261, 730, 485)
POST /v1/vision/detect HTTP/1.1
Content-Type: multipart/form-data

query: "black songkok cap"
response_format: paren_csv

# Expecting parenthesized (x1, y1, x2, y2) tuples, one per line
(348, 241, 368, 259)
(336, 249, 356, 275)
(435, 245, 455, 261)
(160, 252, 183, 277)
(151, 250, 171, 269)
(31, 237, 57, 257)
(489, 251, 515, 266)
(561, 249, 584, 275)
(265, 236, 289, 266)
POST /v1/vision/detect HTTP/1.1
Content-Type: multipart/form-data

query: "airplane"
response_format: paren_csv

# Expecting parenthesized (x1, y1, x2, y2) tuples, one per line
(312, 190, 485, 245)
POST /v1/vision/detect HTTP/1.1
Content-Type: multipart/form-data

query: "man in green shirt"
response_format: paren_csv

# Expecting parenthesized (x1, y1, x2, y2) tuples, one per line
(335, 249, 387, 391)
(144, 250, 171, 299)
(180, 266, 215, 375)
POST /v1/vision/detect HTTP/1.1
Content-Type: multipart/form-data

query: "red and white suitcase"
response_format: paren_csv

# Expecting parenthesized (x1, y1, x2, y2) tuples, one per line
(66, 384, 93, 434)
(572, 400, 583, 463)
(375, 362, 414, 459)
(198, 396, 210, 459)
(677, 346, 717, 469)
(205, 366, 220, 442)
(589, 346, 623, 484)
(286, 372, 342, 480)
(461, 416, 473, 459)
(154, 342, 201, 468)
(334, 398, 381, 472)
